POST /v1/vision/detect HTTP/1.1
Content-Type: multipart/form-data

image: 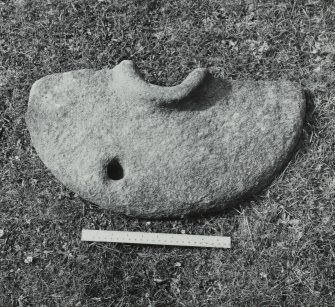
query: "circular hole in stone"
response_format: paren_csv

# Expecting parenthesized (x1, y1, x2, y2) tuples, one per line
(107, 158, 124, 180)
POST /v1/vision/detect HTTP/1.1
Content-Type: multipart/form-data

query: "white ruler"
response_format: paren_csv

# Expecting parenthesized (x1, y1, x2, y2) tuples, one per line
(81, 229, 231, 248)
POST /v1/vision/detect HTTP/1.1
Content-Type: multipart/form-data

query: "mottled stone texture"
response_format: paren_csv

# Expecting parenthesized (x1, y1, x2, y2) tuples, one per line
(26, 60, 305, 218)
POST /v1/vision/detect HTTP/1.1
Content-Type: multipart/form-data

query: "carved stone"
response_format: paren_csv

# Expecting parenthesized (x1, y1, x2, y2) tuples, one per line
(26, 60, 305, 218)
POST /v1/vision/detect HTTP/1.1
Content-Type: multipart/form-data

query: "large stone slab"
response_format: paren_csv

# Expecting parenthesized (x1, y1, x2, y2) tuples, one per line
(26, 60, 305, 218)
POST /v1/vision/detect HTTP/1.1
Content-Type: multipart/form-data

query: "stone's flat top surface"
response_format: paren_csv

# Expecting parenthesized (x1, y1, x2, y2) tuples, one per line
(26, 60, 305, 218)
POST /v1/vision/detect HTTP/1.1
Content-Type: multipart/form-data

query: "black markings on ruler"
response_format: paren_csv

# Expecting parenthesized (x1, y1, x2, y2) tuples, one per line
(81, 230, 231, 249)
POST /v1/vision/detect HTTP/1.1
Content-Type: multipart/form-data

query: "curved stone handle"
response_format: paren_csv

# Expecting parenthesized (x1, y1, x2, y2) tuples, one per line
(114, 60, 209, 105)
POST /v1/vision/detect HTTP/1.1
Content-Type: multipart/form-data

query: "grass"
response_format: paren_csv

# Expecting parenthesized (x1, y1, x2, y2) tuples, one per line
(1, 0, 335, 305)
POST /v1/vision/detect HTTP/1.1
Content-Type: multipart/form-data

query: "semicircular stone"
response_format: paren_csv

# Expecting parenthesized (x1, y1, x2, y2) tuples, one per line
(26, 60, 305, 218)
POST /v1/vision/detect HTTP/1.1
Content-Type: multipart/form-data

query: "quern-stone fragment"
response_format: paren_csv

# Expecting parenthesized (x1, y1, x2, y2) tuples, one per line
(26, 60, 305, 218)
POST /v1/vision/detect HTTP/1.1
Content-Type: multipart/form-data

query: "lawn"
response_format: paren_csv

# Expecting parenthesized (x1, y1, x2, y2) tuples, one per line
(1, 0, 335, 306)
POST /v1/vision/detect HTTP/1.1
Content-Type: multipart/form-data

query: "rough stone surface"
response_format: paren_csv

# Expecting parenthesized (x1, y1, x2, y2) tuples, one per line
(26, 60, 305, 218)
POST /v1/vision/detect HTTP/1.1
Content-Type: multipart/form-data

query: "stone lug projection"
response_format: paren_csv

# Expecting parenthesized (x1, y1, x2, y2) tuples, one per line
(26, 60, 305, 218)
